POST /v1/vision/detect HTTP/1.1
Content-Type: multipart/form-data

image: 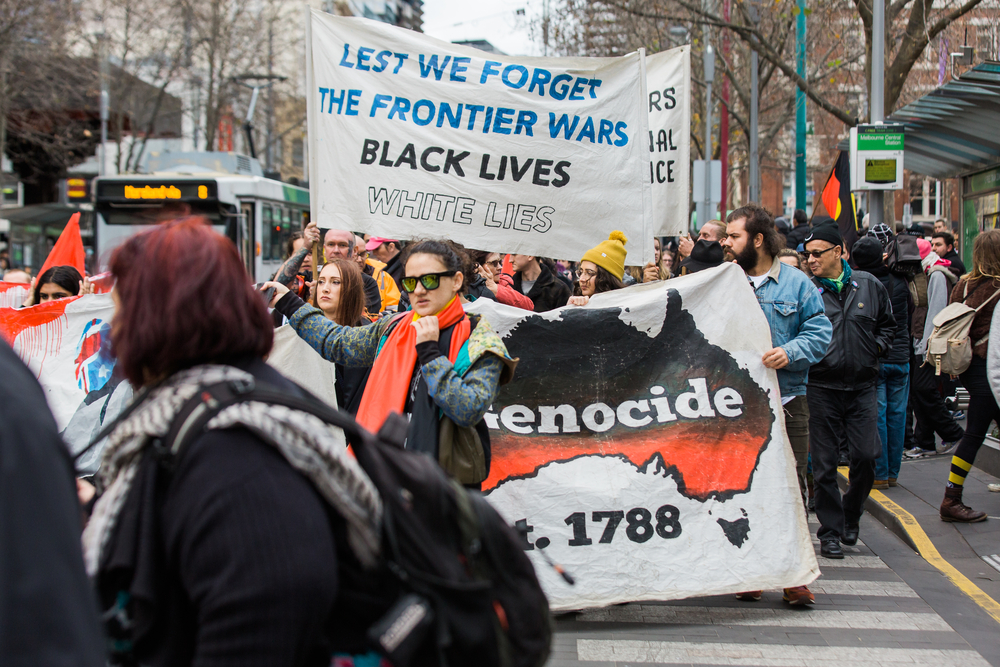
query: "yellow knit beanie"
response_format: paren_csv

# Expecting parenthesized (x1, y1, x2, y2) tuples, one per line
(581, 231, 628, 280)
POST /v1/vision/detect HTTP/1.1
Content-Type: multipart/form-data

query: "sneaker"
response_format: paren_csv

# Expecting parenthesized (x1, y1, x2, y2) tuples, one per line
(782, 586, 815, 605)
(873, 479, 889, 490)
(904, 447, 930, 459)
(951, 410, 965, 421)
(735, 590, 762, 601)
(807, 496, 816, 512)
(936, 440, 960, 456)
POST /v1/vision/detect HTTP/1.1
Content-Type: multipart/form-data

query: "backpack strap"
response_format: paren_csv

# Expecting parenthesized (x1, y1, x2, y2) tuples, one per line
(971, 287, 1000, 313)
(156, 377, 404, 471)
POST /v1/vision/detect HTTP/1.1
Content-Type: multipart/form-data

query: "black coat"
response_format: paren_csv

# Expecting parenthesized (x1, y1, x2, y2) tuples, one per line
(785, 224, 811, 250)
(808, 270, 895, 390)
(942, 249, 967, 277)
(0, 341, 105, 667)
(513, 263, 571, 312)
(466, 274, 499, 303)
(868, 265, 911, 366)
(96, 359, 390, 666)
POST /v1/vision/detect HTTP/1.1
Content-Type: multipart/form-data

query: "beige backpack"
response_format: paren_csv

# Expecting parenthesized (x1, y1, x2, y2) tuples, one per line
(924, 282, 1000, 376)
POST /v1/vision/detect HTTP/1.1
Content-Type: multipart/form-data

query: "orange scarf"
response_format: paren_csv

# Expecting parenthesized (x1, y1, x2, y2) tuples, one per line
(356, 297, 471, 432)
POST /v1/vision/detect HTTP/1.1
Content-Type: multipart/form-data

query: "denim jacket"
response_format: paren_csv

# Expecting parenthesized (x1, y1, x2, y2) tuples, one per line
(751, 257, 832, 397)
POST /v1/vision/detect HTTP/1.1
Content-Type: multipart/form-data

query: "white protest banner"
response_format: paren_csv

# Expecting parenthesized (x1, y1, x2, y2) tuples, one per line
(306, 9, 654, 263)
(0, 281, 29, 308)
(0, 295, 132, 474)
(646, 46, 691, 236)
(467, 263, 817, 610)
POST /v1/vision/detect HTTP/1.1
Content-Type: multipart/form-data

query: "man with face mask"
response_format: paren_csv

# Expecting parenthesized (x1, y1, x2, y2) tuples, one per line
(721, 203, 832, 606)
(803, 222, 895, 560)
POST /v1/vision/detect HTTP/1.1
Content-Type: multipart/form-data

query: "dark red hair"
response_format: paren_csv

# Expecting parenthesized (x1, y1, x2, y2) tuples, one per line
(109, 217, 273, 386)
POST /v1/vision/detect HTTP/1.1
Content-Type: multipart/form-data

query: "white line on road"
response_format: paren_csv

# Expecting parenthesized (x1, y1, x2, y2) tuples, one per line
(983, 554, 1000, 573)
(818, 555, 889, 568)
(576, 639, 991, 666)
(809, 579, 919, 597)
(575, 606, 951, 630)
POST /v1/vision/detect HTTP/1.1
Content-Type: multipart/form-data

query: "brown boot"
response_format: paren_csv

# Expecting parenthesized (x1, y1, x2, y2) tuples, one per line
(940, 486, 988, 523)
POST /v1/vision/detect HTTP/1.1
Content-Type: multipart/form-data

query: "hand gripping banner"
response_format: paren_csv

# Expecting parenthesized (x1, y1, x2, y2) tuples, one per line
(467, 263, 818, 610)
(305, 9, 654, 263)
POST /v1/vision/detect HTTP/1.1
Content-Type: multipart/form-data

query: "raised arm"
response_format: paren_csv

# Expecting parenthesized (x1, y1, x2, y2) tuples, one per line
(273, 222, 320, 287)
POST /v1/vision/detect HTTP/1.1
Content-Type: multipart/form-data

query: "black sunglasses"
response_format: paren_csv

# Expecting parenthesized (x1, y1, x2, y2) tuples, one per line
(803, 246, 838, 259)
(401, 271, 457, 293)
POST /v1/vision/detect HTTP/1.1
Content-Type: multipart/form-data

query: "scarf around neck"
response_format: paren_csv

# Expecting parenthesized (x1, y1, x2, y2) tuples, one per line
(356, 296, 470, 432)
(819, 259, 852, 293)
(82, 364, 382, 576)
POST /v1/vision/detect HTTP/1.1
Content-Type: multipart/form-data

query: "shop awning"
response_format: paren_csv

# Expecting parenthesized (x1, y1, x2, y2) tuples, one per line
(0, 204, 85, 229)
(888, 61, 1000, 179)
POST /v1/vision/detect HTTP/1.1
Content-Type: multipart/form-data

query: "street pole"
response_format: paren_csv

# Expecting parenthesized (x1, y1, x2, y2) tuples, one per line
(98, 31, 109, 176)
(266, 23, 274, 172)
(748, 1, 761, 203)
(869, 0, 885, 227)
(795, 0, 807, 212)
(704, 44, 715, 223)
(720, 0, 730, 215)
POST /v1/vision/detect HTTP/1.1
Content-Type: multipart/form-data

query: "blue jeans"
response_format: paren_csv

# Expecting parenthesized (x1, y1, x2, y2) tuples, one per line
(876, 362, 910, 480)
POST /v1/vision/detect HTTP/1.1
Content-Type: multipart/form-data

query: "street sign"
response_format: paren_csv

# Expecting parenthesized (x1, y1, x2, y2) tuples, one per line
(849, 123, 904, 190)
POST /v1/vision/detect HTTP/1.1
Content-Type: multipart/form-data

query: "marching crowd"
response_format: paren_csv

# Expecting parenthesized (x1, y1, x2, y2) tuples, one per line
(4, 204, 1000, 665)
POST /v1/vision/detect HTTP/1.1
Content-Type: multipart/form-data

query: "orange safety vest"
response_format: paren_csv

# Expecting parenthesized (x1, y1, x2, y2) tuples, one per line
(366, 258, 400, 311)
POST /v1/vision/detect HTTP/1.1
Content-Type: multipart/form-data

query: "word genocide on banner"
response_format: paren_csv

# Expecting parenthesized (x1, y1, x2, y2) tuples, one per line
(467, 264, 818, 610)
(305, 9, 656, 263)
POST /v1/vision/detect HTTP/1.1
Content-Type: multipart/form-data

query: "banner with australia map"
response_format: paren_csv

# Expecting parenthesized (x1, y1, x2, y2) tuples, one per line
(467, 262, 818, 610)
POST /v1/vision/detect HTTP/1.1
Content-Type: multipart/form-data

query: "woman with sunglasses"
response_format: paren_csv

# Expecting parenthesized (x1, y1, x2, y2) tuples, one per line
(568, 231, 628, 306)
(469, 250, 535, 310)
(262, 240, 516, 486)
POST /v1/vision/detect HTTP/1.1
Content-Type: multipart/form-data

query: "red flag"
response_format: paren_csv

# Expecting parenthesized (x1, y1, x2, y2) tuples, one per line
(38, 212, 85, 279)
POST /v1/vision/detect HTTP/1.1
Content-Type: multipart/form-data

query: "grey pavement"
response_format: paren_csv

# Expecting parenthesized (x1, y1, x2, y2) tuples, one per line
(547, 476, 1000, 667)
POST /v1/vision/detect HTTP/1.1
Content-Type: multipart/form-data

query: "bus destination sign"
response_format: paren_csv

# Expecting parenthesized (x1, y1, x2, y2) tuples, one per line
(97, 181, 217, 202)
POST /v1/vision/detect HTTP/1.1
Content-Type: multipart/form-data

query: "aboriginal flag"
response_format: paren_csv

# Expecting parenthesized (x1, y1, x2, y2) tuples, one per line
(821, 151, 859, 250)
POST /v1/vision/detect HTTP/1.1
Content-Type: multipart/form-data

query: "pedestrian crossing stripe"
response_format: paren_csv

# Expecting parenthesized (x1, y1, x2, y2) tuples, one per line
(576, 639, 991, 666)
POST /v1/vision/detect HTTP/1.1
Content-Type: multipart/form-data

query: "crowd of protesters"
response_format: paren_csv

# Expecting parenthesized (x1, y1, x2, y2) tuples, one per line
(5, 201, 1000, 665)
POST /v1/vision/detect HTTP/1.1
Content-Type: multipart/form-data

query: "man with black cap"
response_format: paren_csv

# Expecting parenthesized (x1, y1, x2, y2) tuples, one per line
(804, 222, 895, 559)
(675, 238, 725, 275)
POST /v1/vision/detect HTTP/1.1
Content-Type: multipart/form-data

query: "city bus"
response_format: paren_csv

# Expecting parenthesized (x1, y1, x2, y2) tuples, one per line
(93, 153, 309, 282)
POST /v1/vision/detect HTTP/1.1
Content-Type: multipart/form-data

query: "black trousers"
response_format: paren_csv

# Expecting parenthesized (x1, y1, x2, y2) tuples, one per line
(912, 360, 964, 449)
(953, 357, 1000, 473)
(808, 384, 881, 541)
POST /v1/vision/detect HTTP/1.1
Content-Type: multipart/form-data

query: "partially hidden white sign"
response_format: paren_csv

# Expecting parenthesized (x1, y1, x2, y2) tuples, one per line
(646, 46, 691, 236)
(306, 9, 654, 263)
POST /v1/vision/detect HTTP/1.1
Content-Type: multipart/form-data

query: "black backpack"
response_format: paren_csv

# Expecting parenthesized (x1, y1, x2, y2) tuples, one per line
(886, 233, 923, 278)
(157, 377, 553, 667)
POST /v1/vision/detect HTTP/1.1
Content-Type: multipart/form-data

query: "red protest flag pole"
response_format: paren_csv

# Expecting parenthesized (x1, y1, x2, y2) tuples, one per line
(37, 212, 86, 278)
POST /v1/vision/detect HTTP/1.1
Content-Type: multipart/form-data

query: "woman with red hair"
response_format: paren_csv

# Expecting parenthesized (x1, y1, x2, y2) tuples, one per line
(83, 218, 384, 666)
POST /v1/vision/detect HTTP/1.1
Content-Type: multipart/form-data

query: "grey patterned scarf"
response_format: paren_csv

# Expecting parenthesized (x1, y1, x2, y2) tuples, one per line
(82, 365, 382, 576)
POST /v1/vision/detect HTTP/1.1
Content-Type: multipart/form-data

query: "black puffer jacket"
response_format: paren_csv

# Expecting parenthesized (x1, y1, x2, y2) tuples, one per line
(785, 224, 811, 250)
(466, 275, 498, 303)
(513, 263, 571, 312)
(867, 265, 911, 365)
(808, 270, 895, 390)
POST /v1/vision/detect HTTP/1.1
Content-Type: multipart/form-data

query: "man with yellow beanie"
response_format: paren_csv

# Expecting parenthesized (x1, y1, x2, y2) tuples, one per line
(570, 231, 629, 305)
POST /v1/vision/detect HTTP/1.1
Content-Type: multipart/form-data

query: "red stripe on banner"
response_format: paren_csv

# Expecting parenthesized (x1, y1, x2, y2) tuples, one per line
(0, 299, 74, 345)
(484, 422, 770, 501)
